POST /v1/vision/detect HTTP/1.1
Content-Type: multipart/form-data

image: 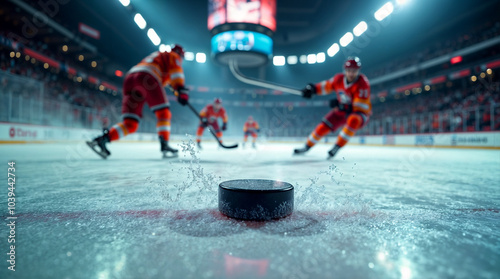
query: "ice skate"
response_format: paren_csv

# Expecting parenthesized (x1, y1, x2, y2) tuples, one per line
(159, 136, 178, 158)
(327, 145, 341, 160)
(86, 129, 111, 159)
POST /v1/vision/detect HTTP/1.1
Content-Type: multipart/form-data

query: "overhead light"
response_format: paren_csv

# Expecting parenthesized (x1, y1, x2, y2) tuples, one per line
(159, 44, 171, 52)
(480, 72, 486, 79)
(353, 21, 368, 37)
(78, 55, 84, 61)
(196, 53, 206, 63)
(184, 52, 194, 61)
(375, 2, 394, 21)
(340, 32, 354, 47)
(62, 45, 68, 52)
(273, 56, 285, 66)
(470, 75, 477, 82)
(327, 43, 340, 57)
(396, 0, 410, 6)
(316, 52, 325, 63)
(147, 28, 161, 46)
(486, 68, 492, 75)
(299, 55, 307, 64)
(287, 56, 298, 65)
(307, 54, 317, 64)
(134, 13, 147, 29)
(118, 0, 130, 7)
(91, 61, 97, 68)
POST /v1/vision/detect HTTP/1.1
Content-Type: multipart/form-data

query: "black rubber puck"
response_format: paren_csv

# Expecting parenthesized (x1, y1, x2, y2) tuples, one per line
(218, 179, 294, 221)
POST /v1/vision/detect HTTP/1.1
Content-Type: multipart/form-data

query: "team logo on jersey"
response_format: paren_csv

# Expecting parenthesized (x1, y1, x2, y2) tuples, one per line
(337, 90, 351, 104)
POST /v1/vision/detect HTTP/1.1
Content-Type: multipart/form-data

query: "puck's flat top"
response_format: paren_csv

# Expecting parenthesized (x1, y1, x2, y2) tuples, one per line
(220, 179, 293, 192)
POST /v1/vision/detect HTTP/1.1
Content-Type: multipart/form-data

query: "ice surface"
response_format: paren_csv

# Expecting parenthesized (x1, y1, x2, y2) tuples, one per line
(1, 139, 499, 279)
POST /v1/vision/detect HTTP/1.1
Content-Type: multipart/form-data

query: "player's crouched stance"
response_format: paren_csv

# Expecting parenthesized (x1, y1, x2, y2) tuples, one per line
(294, 57, 372, 159)
(87, 44, 189, 159)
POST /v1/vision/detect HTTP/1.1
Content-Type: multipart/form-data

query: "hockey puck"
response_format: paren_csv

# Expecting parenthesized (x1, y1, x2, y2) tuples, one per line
(218, 179, 294, 221)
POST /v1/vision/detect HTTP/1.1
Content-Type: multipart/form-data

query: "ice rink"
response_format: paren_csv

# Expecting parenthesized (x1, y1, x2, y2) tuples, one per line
(1, 139, 499, 279)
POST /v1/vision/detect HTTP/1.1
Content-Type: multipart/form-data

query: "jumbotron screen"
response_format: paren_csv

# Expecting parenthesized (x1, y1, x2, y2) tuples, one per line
(211, 30, 273, 56)
(208, 0, 277, 32)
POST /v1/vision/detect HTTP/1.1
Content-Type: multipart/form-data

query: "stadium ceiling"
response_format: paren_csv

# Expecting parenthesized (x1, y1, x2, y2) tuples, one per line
(5, 0, 499, 73)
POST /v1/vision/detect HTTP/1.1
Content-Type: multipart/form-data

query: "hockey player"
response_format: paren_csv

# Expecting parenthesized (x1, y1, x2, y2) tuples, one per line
(87, 44, 189, 159)
(243, 116, 260, 148)
(294, 57, 371, 159)
(196, 98, 228, 149)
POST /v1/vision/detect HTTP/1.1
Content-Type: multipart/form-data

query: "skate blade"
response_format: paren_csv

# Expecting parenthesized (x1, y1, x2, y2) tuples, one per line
(162, 151, 179, 159)
(86, 141, 109, 159)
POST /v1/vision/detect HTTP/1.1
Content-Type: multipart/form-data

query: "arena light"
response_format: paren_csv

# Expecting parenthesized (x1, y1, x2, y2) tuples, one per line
(299, 55, 307, 64)
(327, 43, 339, 57)
(450, 56, 462, 64)
(316, 52, 326, 63)
(273, 55, 286, 66)
(287, 56, 298, 65)
(307, 54, 317, 64)
(396, 0, 410, 6)
(119, 0, 130, 7)
(196, 53, 206, 63)
(340, 32, 354, 47)
(134, 13, 147, 29)
(159, 44, 171, 52)
(486, 68, 493, 75)
(353, 21, 368, 37)
(375, 2, 394, 21)
(147, 28, 161, 46)
(184, 52, 195, 61)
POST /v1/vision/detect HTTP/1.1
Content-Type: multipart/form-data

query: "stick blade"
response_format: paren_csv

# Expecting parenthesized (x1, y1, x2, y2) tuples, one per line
(220, 143, 239, 149)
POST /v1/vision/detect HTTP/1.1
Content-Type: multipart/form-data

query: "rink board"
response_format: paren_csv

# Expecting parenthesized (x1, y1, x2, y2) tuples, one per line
(1, 122, 500, 148)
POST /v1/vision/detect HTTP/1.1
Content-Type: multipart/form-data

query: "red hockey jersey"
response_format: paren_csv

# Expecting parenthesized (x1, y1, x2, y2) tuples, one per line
(314, 73, 372, 116)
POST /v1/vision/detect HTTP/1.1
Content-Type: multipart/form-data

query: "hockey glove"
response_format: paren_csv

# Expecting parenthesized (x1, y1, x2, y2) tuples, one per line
(222, 122, 227, 131)
(201, 118, 208, 127)
(176, 86, 189, 106)
(330, 99, 352, 113)
(301, 83, 316, 99)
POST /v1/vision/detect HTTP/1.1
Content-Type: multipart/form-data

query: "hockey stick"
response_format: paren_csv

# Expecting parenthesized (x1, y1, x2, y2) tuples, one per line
(172, 87, 238, 149)
(229, 60, 303, 96)
(185, 102, 238, 149)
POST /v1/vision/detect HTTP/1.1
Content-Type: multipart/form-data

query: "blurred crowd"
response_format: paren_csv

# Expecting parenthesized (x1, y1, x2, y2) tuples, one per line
(366, 80, 500, 135)
(366, 20, 500, 79)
